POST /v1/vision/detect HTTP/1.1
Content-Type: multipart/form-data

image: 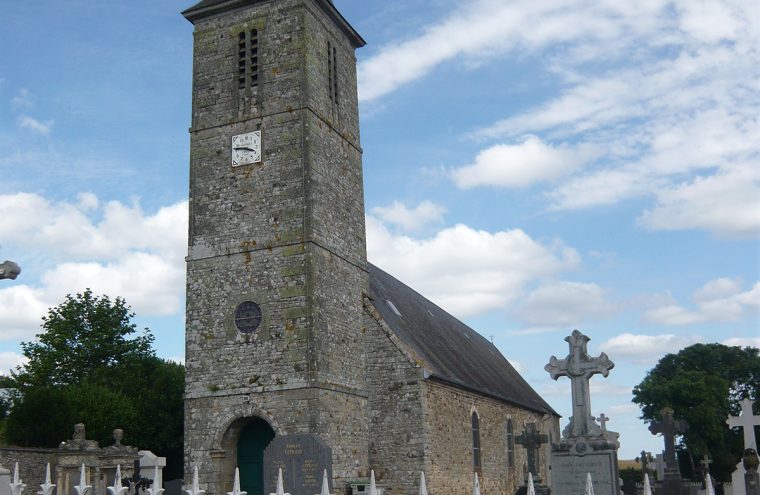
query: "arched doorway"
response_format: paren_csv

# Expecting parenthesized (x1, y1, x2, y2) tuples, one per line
(237, 417, 276, 495)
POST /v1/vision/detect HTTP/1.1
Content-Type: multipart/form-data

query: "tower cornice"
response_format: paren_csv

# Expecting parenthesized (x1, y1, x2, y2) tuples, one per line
(182, 0, 366, 48)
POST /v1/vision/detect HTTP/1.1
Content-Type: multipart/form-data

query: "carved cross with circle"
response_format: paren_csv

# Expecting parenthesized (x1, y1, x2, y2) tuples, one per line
(545, 330, 615, 438)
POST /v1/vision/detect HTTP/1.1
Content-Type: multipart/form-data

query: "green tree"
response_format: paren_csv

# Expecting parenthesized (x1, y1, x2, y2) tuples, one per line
(4, 383, 137, 447)
(5, 289, 184, 478)
(12, 289, 154, 389)
(632, 343, 760, 482)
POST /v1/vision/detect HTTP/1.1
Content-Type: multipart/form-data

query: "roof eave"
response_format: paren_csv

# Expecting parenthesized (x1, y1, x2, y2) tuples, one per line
(182, 0, 366, 48)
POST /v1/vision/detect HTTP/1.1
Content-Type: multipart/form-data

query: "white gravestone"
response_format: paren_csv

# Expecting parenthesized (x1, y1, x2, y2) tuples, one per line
(139, 451, 167, 491)
(0, 463, 13, 495)
(728, 399, 760, 495)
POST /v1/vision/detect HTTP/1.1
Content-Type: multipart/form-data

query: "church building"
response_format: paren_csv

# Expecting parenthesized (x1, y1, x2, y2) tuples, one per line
(180, 1, 560, 494)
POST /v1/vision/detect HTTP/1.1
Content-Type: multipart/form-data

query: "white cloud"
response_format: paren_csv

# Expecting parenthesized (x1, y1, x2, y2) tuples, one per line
(643, 279, 760, 326)
(371, 200, 445, 232)
(374, 0, 757, 236)
(638, 163, 760, 236)
(357, 0, 684, 102)
(589, 381, 633, 397)
(600, 333, 701, 364)
(609, 404, 639, 416)
(722, 337, 760, 349)
(10, 88, 34, 111)
(514, 281, 616, 327)
(0, 193, 187, 262)
(450, 137, 596, 189)
(0, 193, 188, 341)
(0, 286, 49, 341)
(0, 352, 27, 376)
(366, 215, 580, 318)
(694, 277, 743, 302)
(17, 115, 53, 135)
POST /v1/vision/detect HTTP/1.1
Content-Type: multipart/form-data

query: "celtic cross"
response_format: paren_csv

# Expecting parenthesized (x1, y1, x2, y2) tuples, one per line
(515, 423, 549, 479)
(545, 330, 615, 438)
(649, 407, 688, 478)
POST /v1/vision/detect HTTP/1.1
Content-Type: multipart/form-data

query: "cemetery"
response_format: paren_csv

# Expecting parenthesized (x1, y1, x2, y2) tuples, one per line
(0, 1, 758, 495)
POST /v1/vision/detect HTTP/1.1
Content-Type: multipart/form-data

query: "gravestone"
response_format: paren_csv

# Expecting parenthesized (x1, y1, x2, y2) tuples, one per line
(636, 452, 654, 480)
(728, 399, 760, 495)
(163, 479, 183, 495)
(545, 330, 620, 495)
(515, 423, 551, 495)
(263, 435, 332, 495)
(649, 407, 689, 495)
(0, 463, 10, 495)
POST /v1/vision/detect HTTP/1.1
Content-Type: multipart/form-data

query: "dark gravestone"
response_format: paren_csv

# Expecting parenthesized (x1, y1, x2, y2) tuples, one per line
(264, 434, 332, 495)
(163, 479, 183, 495)
(649, 407, 689, 495)
(516, 423, 549, 482)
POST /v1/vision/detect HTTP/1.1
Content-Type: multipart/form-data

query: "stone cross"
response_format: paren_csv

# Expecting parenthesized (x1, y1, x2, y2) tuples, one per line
(700, 455, 712, 474)
(516, 423, 549, 479)
(636, 451, 653, 474)
(545, 330, 615, 438)
(598, 414, 610, 434)
(649, 407, 688, 478)
(727, 398, 759, 451)
(124, 460, 153, 495)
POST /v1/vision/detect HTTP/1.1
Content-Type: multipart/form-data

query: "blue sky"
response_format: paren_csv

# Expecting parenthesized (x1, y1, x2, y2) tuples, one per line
(0, 0, 758, 459)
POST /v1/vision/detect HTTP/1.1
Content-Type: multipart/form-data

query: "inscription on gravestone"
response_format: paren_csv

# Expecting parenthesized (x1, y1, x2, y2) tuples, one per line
(552, 451, 617, 495)
(264, 434, 332, 495)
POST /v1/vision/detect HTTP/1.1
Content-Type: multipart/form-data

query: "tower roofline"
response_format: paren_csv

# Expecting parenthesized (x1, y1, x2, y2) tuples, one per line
(182, 0, 366, 48)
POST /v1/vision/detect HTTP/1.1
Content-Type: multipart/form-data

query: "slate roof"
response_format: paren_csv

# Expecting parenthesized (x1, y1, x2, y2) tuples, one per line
(182, 0, 366, 47)
(368, 263, 559, 416)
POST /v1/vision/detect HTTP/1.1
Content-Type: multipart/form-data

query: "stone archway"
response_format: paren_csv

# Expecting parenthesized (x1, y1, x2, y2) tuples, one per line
(219, 416, 276, 495)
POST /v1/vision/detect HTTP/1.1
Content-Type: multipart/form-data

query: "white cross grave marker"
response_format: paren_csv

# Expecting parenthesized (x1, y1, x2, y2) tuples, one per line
(227, 469, 246, 495)
(418, 472, 428, 495)
(726, 398, 759, 450)
(10, 463, 25, 495)
(38, 464, 56, 495)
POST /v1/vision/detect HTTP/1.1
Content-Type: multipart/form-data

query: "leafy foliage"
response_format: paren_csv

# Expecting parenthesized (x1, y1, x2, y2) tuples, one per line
(632, 343, 760, 482)
(12, 289, 154, 389)
(5, 289, 184, 478)
(4, 383, 137, 447)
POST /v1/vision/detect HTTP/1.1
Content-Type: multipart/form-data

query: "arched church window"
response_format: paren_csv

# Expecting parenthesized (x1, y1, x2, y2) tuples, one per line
(472, 411, 482, 470)
(507, 418, 515, 468)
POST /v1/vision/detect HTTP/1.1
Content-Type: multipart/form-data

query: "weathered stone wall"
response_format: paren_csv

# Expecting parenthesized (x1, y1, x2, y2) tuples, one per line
(0, 447, 57, 487)
(422, 381, 559, 495)
(184, 0, 368, 493)
(363, 306, 426, 495)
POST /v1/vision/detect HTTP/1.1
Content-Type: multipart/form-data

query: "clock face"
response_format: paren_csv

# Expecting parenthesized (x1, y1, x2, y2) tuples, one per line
(231, 131, 262, 166)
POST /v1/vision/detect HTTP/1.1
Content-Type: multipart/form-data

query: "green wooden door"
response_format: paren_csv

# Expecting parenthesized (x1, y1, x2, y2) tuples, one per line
(238, 418, 275, 495)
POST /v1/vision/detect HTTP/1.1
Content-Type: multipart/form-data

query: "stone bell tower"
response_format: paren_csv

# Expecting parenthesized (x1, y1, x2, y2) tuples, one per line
(181, 0, 367, 493)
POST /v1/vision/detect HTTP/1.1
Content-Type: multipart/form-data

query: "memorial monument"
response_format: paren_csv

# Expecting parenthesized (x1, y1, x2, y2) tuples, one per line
(648, 407, 688, 495)
(545, 330, 620, 495)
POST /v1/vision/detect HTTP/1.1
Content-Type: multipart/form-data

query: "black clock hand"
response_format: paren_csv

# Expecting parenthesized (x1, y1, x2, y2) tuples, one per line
(234, 147, 257, 152)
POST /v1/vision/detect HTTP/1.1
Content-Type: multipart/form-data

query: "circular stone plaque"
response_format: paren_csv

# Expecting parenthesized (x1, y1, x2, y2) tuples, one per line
(234, 301, 263, 334)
